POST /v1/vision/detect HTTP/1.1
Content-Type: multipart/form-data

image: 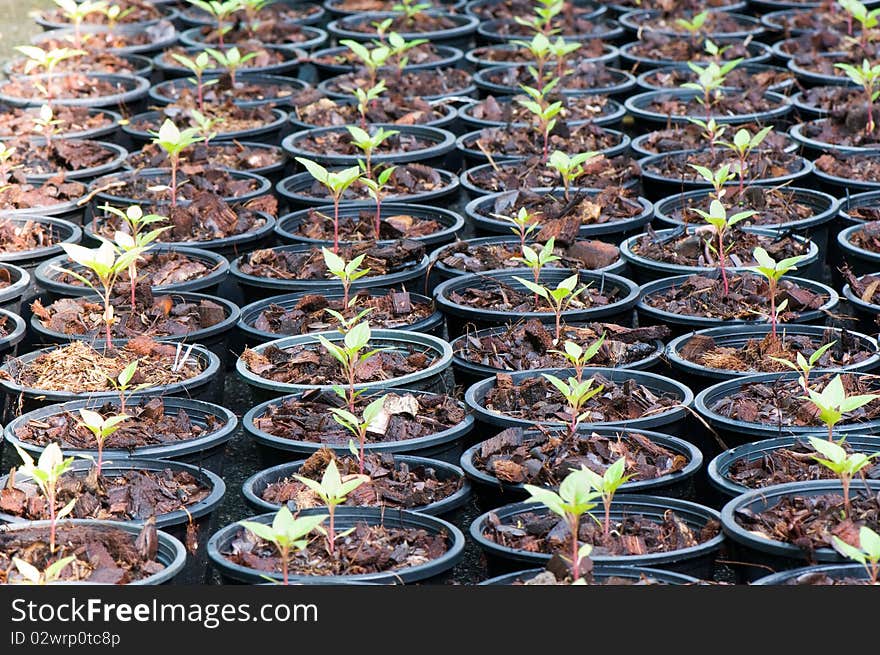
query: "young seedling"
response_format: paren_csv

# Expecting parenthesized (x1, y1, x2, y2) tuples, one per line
(386, 32, 428, 77)
(294, 460, 368, 556)
(238, 506, 327, 585)
(549, 334, 605, 383)
(99, 204, 169, 308)
(11, 555, 77, 585)
(57, 240, 146, 348)
(689, 199, 756, 296)
(517, 82, 563, 162)
(802, 374, 880, 442)
(839, 0, 880, 46)
(541, 372, 605, 435)
(720, 126, 774, 195)
(99, 3, 136, 29)
(351, 80, 387, 129)
(689, 162, 735, 200)
(359, 166, 396, 238)
(746, 247, 809, 338)
(345, 125, 398, 185)
(315, 320, 386, 412)
(681, 58, 743, 126)
(523, 467, 600, 580)
(239, 0, 269, 28)
(833, 525, 880, 584)
(322, 247, 370, 309)
(31, 104, 63, 148)
(295, 158, 361, 253)
(105, 359, 149, 414)
(513, 273, 587, 344)
(169, 51, 216, 114)
(580, 457, 632, 538)
(188, 109, 223, 146)
(675, 10, 709, 40)
(13, 443, 77, 554)
(339, 39, 391, 90)
(392, 0, 432, 25)
(204, 46, 257, 86)
(14, 46, 86, 99)
(188, 0, 242, 47)
(0, 144, 19, 189)
(76, 408, 128, 475)
(513, 236, 560, 294)
(808, 436, 876, 516)
(53, 0, 108, 48)
(770, 341, 837, 391)
(547, 149, 598, 201)
(514, 0, 564, 37)
(148, 119, 204, 207)
(835, 59, 880, 135)
(511, 33, 552, 92)
(548, 37, 580, 82)
(704, 39, 731, 62)
(496, 207, 539, 253)
(329, 394, 386, 475)
(687, 117, 728, 157)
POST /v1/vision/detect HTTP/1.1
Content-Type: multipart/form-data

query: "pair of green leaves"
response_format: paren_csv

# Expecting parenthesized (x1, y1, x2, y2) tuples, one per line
(802, 375, 880, 432)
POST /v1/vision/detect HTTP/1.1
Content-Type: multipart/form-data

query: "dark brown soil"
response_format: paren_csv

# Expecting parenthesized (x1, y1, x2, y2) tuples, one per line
(159, 77, 301, 107)
(469, 39, 607, 64)
(678, 330, 874, 373)
(38, 29, 160, 51)
(446, 274, 623, 313)
(469, 0, 601, 22)
(0, 218, 58, 252)
(129, 141, 283, 172)
(483, 372, 682, 424)
(290, 163, 448, 202)
(54, 250, 220, 291)
(799, 115, 880, 149)
(160, 45, 286, 70)
(0, 466, 210, 522)
(643, 148, 803, 182)
(661, 187, 818, 228)
(843, 268, 880, 308)
(337, 12, 459, 33)
(0, 338, 204, 393)
(0, 107, 113, 138)
(5, 139, 117, 177)
(40, 0, 163, 25)
(641, 89, 782, 118)
(14, 396, 224, 450)
(323, 68, 472, 99)
(643, 66, 793, 91)
(466, 93, 613, 125)
(484, 16, 617, 39)
(626, 33, 755, 63)
(251, 290, 434, 335)
(468, 123, 623, 159)
(7, 52, 143, 76)
(814, 152, 880, 183)
(482, 61, 623, 93)
(457, 320, 668, 371)
(289, 207, 443, 241)
(251, 390, 465, 445)
(845, 220, 880, 253)
(733, 490, 880, 555)
(473, 425, 689, 487)
(797, 86, 862, 113)
(259, 448, 462, 510)
(636, 122, 792, 154)
(0, 522, 166, 584)
(628, 11, 757, 34)
(238, 240, 424, 280)
(131, 102, 278, 138)
(0, 174, 85, 211)
(310, 42, 448, 69)
(191, 22, 318, 46)
(437, 238, 620, 274)
(99, 168, 262, 204)
(465, 155, 639, 192)
(708, 372, 880, 428)
(291, 89, 446, 127)
(0, 75, 131, 101)
(182, 1, 321, 25)
(641, 272, 827, 321)
(291, 127, 438, 157)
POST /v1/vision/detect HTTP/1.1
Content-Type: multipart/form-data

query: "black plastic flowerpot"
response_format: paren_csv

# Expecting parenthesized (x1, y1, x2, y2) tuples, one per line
(465, 366, 693, 434)
(242, 454, 471, 518)
(2, 53, 154, 82)
(449, 323, 662, 389)
(620, 227, 819, 283)
(0, 341, 222, 421)
(637, 274, 839, 334)
(669, 324, 880, 385)
(635, 62, 795, 94)
(236, 328, 454, 403)
(630, 131, 800, 160)
(624, 89, 792, 129)
(0, 73, 151, 112)
(9, 107, 122, 142)
(789, 119, 879, 158)
(470, 495, 724, 579)
(35, 3, 178, 31)
(35, 245, 230, 300)
(0, 458, 225, 585)
(843, 271, 880, 334)
(148, 74, 310, 109)
(694, 370, 880, 446)
(243, 388, 473, 466)
(460, 425, 703, 508)
(317, 71, 476, 103)
(476, 17, 625, 44)
(456, 126, 630, 166)
(274, 203, 463, 249)
(463, 43, 619, 70)
(327, 12, 479, 48)
(309, 44, 463, 77)
(465, 187, 653, 242)
(708, 434, 880, 503)
(3, 395, 237, 473)
(812, 154, 880, 195)
(209, 506, 466, 584)
(281, 124, 457, 169)
(0, 263, 31, 315)
(434, 268, 641, 337)
(786, 53, 853, 87)
(721, 480, 880, 582)
(180, 0, 326, 26)
(29, 291, 241, 370)
(31, 22, 179, 57)
(752, 563, 876, 585)
(0, 308, 27, 361)
(480, 565, 700, 585)
(287, 97, 459, 131)
(472, 64, 637, 98)
(618, 9, 765, 38)
(0, 519, 186, 585)
(236, 288, 444, 349)
(330, 0, 466, 19)
(837, 223, 880, 277)
(179, 25, 328, 53)
(457, 96, 626, 130)
(0, 216, 81, 275)
(121, 108, 288, 148)
(21, 140, 127, 186)
(618, 40, 772, 70)
(125, 141, 287, 184)
(153, 46, 303, 80)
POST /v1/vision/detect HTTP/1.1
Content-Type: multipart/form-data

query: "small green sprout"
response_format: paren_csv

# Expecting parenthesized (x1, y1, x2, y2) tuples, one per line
(681, 58, 743, 127)
(316, 320, 386, 412)
(549, 334, 605, 382)
(808, 436, 877, 516)
(239, 506, 327, 584)
(170, 51, 216, 114)
(204, 46, 257, 86)
(802, 375, 880, 442)
(839, 0, 880, 46)
(689, 198, 756, 296)
(352, 80, 387, 129)
(770, 341, 837, 391)
(32, 104, 63, 148)
(100, 204, 168, 308)
(689, 162, 735, 200)
(13, 443, 77, 553)
(720, 126, 774, 195)
(392, 0, 431, 24)
(524, 467, 599, 580)
(295, 158, 361, 254)
(514, 273, 587, 344)
(580, 457, 632, 538)
(497, 207, 539, 253)
(542, 373, 605, 436)
(321, 247, 370, 309)
(514, 0, 564, 37)
(513, 236, 560, 303)
(687, 117, 728, 157)
(345, 125, 398, 184)
(11, 556, 77, 585)
(294, 460, 368, 556)
(746, 247, 809, 337)
(100, 3, 136, 28)
(359, 165, 396, 238)
(548, 37, 580, 81)
(53, 0, 108, 47)
(833, 526, 880, 584)
(148, 119, 204, 207)
(339, 39, 391, 90)
(14, 46, 86, 98)
(516, 83, 563, 162)
(835, 59, 880, 135)
(76, 408, 128, 475)
(547, 150, 598, 201)
(188, 0, 242, 47)
(511, 33, 552, 90)
(329, 395, 387, 475)
(675, 10, 709, 37)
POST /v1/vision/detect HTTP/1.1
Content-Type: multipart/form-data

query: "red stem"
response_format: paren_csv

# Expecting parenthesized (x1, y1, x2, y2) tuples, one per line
(281, 546, 289, 585)
(769, 280, 777, 338)
(333, 198, 340, 254)
(170, 159, 178, 208)
(374, 195, 382, 240)
(359, 431, 365, 475)
(327, 506, 336, 555)
(603, 499, 611, 538)
(569, 515, 579, 580)
(49, 488, 57, 553)
(719, 231, 729, 296)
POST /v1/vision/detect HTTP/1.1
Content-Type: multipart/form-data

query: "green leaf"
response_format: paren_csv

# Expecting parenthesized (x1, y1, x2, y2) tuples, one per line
(295, 157, 329, 184)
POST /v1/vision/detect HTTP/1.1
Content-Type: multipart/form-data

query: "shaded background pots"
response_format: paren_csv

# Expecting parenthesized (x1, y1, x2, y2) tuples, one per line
(480, 565, 700, 585)
(208, 506, 466, 584)
(752, 563, 877, 586)
(121, 109, 288, 147)
(0, 263, 32, 314)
